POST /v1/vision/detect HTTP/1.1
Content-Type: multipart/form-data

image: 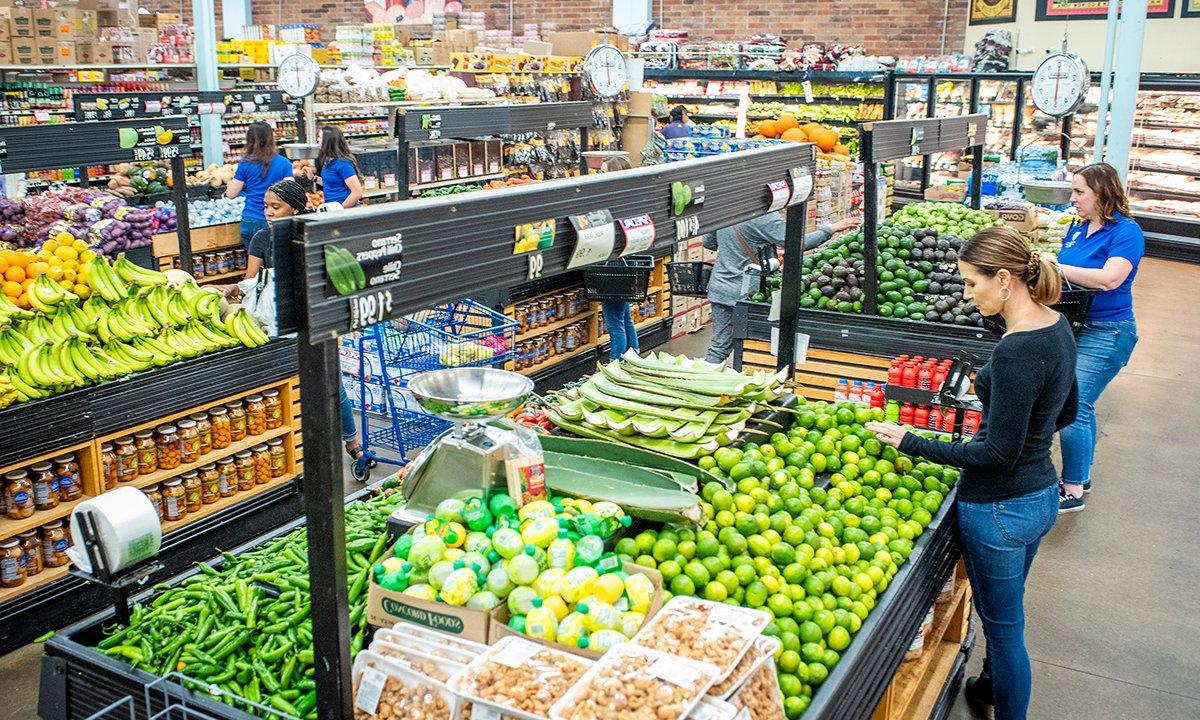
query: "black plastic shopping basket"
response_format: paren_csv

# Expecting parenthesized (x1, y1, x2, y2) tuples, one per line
(584, 255, 654, 301)
(983, 282, 1100, 335)
(666, 261, 714, 298)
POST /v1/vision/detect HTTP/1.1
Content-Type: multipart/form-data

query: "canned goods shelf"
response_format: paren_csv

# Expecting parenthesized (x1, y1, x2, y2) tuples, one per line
(159, 471, 297, 536)
(514, 307, 597, 343)
(0, 562, 71, 606)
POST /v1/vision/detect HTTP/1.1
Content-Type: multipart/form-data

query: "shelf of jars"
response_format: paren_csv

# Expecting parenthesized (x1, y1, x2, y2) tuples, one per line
(0, 376, 302, 603)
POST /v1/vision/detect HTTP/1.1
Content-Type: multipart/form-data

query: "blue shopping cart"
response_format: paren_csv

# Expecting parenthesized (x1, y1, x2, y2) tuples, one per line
(344, 299, 519, 482)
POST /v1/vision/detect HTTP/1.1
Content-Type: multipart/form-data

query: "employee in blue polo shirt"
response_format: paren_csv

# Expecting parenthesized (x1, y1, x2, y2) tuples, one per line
(1053, 162, 1144, 513)
(661, 106, 692, 139)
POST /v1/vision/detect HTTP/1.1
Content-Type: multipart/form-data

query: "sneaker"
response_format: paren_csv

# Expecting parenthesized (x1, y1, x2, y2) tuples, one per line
(1082, 480, 1092, 494)
(964, 675, 994, 718)
(1059, 488, 1085, 514)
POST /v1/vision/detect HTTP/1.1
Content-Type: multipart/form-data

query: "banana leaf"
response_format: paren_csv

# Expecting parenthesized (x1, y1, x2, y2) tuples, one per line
(598, 362, 733, 408)
(543, 451, 691, 492)
(543, 409, 722, 461)
(577, 381, 708, 422)
(544, 465, 704, 525)
(538, 433, 731, 489)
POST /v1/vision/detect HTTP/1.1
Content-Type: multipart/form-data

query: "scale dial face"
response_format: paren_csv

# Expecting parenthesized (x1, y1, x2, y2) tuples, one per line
(1031, 52, 1090, 118)
(583, 44, 628, 98)
(277, 54, 321, 98)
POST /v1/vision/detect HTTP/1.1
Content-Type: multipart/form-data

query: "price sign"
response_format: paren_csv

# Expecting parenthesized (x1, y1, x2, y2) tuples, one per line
(348, 289, 396, 331)
(324, 231, 405, 300)
(618, 214, 656, 256)
(675, 215, 700, 240)
(766, 179, 790, 212)
(910, 127, 925, 156)
(788, 167, 812, 206)
(802, 80, 815, 104)
(528, 252, 545, 280)
(514, 218, 556, 254)
(566, 209, 616, 269)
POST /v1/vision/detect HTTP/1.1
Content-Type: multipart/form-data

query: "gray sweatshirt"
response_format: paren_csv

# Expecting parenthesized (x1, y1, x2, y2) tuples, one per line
(701, 213, 832, 306)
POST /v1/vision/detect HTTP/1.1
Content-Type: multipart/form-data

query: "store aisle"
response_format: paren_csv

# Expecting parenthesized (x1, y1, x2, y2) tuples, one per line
(948, 257, 1200, 719)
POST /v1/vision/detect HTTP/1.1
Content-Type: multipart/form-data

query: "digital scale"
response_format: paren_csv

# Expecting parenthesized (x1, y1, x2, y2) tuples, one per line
(390, 368, 535, 527)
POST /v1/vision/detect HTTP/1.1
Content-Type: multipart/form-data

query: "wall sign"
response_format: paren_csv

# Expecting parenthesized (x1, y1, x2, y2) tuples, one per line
(514, 218, 556, 254)
(1184, 0, 1200, 17)
(970, 0, 1018, 25)
(618, 214, 656, 256)
(1035, 0, 1175, 19)
(566, 209, 616, 269)
(324, 231, 404, 298)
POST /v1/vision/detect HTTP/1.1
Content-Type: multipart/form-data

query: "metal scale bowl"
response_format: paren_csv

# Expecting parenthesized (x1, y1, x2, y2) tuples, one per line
(393, 367, 534, 525)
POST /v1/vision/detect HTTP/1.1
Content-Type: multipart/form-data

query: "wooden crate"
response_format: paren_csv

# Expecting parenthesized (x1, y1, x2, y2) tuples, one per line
(152, 222, 241, 259)
(742, 342, 890, 402)
(872, 559, 973, 720)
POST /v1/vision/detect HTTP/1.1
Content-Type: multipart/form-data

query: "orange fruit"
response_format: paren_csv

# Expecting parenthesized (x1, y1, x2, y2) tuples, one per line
(2, 281, 20, 298)
(781, 128, 808, 142)
(4, 266, 25, 283)
(16, 293, 29, 309)
(7, 252, 30, 269)
(777, 114, 800, 132)
(758, 120, 779, 138)
(27, 261, 48, 278)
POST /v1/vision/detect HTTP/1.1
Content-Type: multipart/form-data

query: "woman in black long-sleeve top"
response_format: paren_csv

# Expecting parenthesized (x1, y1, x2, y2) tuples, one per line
(868, 226, 1077, 720)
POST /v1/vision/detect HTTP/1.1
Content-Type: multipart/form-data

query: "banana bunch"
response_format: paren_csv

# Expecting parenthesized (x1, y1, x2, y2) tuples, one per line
(225, 308, 270, 348)
(0, 371, 16, 409)
(85, 256, 130, 303)
(0, 323, 32, 367)
(188, 287, 225, 328)
(95, 304, 158, 344)
(0, 295, 35, 324)
(28, 274, 80, 314)
(113, 256, 168, 288)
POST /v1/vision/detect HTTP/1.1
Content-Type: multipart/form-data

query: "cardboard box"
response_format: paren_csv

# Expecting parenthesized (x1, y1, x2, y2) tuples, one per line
(522, 39, 552, 56)
(6, 7, 31, 37)
(488, 563, 664, 660)
(987, 206, 1038, 233)
(445, 28, 476, 52)
(75, 10, 98, 40)
(413, 39, 449, 66)
(54, 9, 75, 38)
(35, 41, 57, 65)
(32, 8, 56, 37)
(547, 30, 627, 57)
(0, 39, 12, 64)
(74, 40, 96, 63)
(91, 39, 114, 63)
(55, 40, 76, 64)
(0, 20, 9, 43)
(366, 573, 492, 643)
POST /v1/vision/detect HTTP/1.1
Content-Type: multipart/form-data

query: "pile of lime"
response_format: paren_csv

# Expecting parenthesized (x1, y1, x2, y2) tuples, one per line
(614, 400, 958, 718)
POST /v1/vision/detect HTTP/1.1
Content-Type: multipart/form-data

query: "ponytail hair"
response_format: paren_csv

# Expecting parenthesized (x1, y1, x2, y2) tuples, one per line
(959, 226, 1062, 306)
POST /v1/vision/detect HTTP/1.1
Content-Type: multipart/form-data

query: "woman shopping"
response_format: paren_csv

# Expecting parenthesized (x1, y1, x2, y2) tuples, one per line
(1053, 162, 1144, 513)
(866, 226, 1078, 720)
(225, 122, 295, 246)
(305, 125, 364, 209)
(597, 155, 641, 359)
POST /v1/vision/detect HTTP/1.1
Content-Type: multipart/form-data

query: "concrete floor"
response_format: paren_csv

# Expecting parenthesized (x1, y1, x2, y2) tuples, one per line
(2, 259, 1196, 719)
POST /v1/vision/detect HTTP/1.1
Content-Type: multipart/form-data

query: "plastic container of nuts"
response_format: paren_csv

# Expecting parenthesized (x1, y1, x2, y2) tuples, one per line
(688, 697, 741, 720)
(727, 660, 786, 720)
(352, 650, 457, 720)
(548, 642, 720, 720)
(373, 628, 482, 666)
(367, 641, 466, 683)
(390, 621, 490, 656)
(448, 636, 592, 720)
(631, 596, 771, 682)
(706, 636, 781, 699)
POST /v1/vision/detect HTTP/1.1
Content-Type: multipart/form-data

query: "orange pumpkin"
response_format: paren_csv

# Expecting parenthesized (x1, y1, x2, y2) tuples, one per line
(780, 128, 808, 142)
(757, 120, 779, 138)
(812, 126, 839, 152)
(776, 114, 800, 132)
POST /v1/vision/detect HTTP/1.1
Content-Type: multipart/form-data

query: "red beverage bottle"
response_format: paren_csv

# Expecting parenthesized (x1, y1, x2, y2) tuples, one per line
(887, 360, 903, 386)
(914, 404, 930, 428)
(941, 407, 957, 433)
(918, 364, 934, 391)
(870, 383, 886, 409)
(899, 402, 915, 425)
(931, 365, 948, 392)
(962, 410, 981, 436)
(901, 362, 918, 388)
(928, 405, 942, 431)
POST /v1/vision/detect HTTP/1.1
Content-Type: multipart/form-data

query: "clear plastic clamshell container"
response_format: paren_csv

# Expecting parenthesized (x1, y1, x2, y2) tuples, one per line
(447, 636, 592, 720)
(374, 627, 483, 666)
(548, 642, 720, 720)
(631, 596, 771, 682)
(706, 636, 781, 699)
(727, 660, 787, 720)
(391, 620, 491, 655)
(352, 650, 458, 720)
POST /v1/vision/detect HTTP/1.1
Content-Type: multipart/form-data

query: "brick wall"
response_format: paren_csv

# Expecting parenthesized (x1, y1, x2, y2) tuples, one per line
(139, 0, 968, 56)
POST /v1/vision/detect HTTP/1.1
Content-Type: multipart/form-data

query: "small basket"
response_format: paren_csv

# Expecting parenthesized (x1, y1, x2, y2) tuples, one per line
(667, 261, 714, 297)
(584, 255, 654, 301)
(983, 283, 1099, 336)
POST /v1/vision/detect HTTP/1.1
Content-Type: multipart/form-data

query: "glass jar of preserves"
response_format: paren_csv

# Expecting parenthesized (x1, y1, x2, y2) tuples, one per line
(30, 462, 59, 511)
(267, 438, 286, 477)
(0, 538, 24, 589)
(556, 293, 569, 319)
(245, 394, 266, 436)
(234, 451, 255, 491)
(181, 471, 202, 513)
(161, 479, 186, 521)
(114, 437, 137, 482)
(541, 299, 555, 325)
(199, 464, 220, 504)
(190, 413, 213, 456)
(156, 425, 181, 470)
(5, 470, 34, 519)
(216, 458, 236, 497)
(226, 401, 247, 442)
(191, 255, 204, 279)
(204, 253, 220, 277)
(134, 430, 157, 475)
(251, 444, 271, 485)
(516, 304, 529, 334)
(178, 419, 201, 464)
(101, 443, 118, 490)
(17, 530, 41, 577)
(553, 329, 565, 355)
(262, 390, 284, 430)
(41, 521, 70, 568)
(210, 407, 231, 449)
(234, 248, 247, 271)
(145, 485, 163, 519)
(54, 454, 83, 501)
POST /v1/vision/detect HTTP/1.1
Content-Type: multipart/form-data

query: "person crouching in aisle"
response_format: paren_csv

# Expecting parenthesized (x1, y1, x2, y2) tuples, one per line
(702, 212, 860, 364)
(867, 226, 1077, 720)
(229, 179, 377, 480)
(597, 155, 643, 360)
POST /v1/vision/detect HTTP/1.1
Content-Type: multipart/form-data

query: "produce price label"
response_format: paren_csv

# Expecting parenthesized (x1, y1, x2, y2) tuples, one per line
(649, 656, 703, 688)
(788, 167, 813, 206)
(514, 218, 556, 254)
(348, 289, 396, 331)
(566, 209, 616, 269)
(325, 231, 405, 299)
(354, 666, 388, 714)
(675, 215, 701, 240)
(618, 214, 656, 256)
(494, 639, 541, 669)
(766, 180, 791, 212)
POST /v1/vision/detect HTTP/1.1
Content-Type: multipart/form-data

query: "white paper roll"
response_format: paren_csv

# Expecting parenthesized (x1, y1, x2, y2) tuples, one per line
(67, 486, 162, 574)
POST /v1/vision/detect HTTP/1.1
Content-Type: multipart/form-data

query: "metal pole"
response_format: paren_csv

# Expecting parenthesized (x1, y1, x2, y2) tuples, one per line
(1094, 0, 1121, 162)
(172, 155, 194, 273)
(920, 77, 935, 194)
(192, 0, 223, 167)
(970, 142, 984, 210)
(1011, 78, 1026, 162)
(776, 199, 807, 373)
(579, 126, 590, 174)
(862, 126, 879, 315)
(1106, 0, 1148, 182)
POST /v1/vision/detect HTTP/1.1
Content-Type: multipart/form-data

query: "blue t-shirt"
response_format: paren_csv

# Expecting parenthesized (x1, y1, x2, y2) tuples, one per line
(1057, 211, 1144, 322)
(235, 154, 294, 221)
(662, 121, 691, 139)
(320, 158, 358, 205)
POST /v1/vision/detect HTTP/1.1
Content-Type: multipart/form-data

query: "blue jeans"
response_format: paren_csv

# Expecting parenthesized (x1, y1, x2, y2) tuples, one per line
(240, 217, 268, 247)
(1060, 319, 1138, 486)
(958, 484, 1059, 720)
(338, 382, 357, 442)
(602, 299, 640, 360)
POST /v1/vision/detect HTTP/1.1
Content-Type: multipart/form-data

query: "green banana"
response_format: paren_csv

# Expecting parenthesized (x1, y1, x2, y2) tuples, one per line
(113, 256, 167, 287)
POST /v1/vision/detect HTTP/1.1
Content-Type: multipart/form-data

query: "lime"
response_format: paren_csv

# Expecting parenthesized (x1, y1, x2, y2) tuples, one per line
(734, 563, 757, 585)
(716, 570, 740, 595)
(779, 673, 803, 699)
(714, 447, 742, 473)
(784, 695, 809, 719)
(683, 561, 710, 588)
(634, 531, 658, 556)
(704, 581, 728, 602)
(778, 649, 801, 674)
(698, 456, 717, 471)
(745, 581, 769, 608)
(798, 620, 823, 644)
(651, 538, 677, 563)
(814, 609, 836, 634)
(614, 537, 638, 557)
(822, 648, 841, 669)
(771, 543, 797, 566)
(767, 593, 794, 618)
(669, 574, 695, 597)
(801, 642, 825, 664)
(711, 489, 734, 512)
(657, 560, 682, 582)
(826, 625, 851, 651)
(808, 661, 829, 686)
